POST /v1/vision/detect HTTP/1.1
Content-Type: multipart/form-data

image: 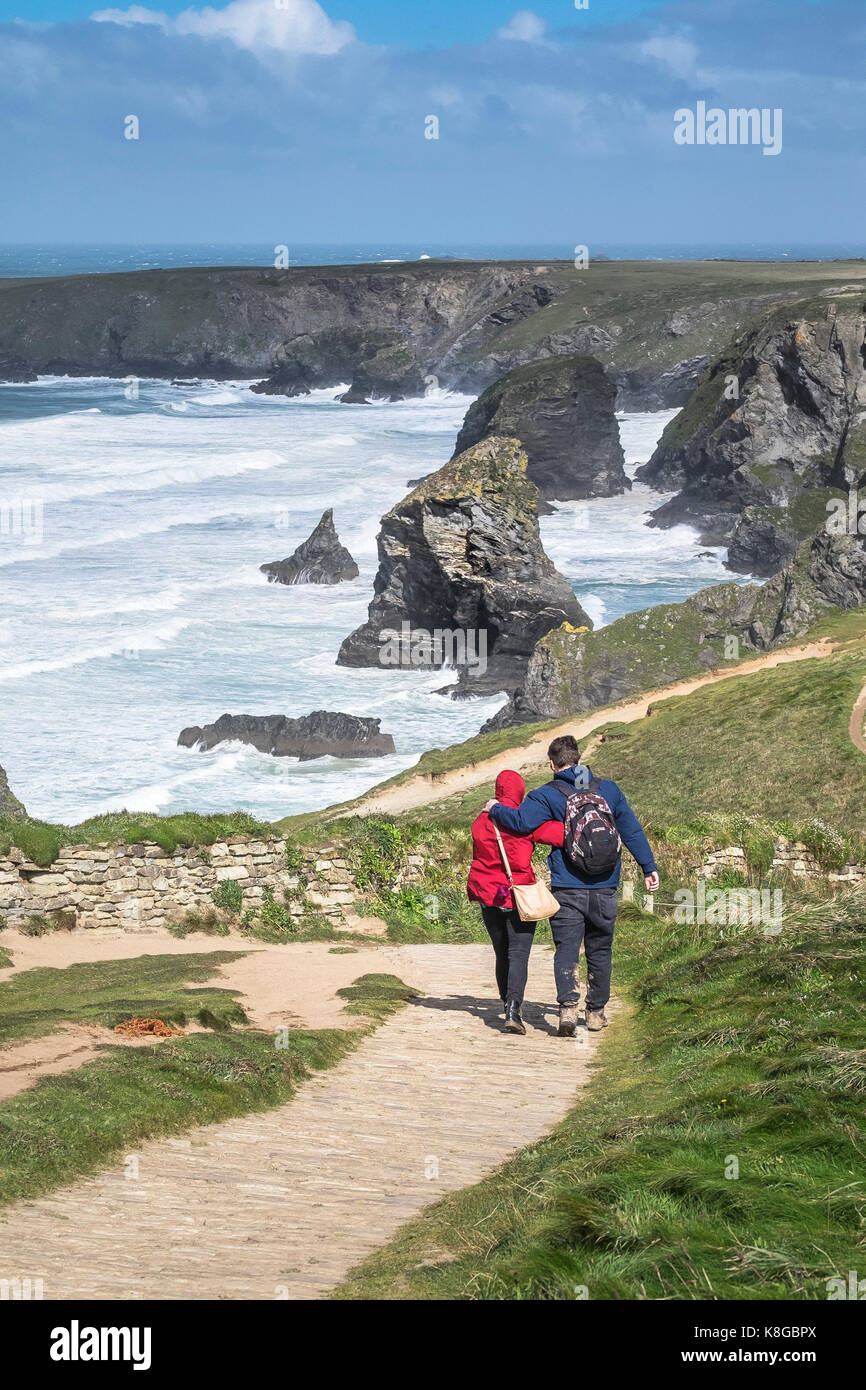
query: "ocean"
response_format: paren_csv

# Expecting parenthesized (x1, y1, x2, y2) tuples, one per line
(1, 242, 864, 279)
(0, 367, 734, 825)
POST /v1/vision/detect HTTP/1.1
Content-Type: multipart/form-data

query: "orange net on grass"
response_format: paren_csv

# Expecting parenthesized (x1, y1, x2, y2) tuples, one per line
(113, 1017, 185, 1038)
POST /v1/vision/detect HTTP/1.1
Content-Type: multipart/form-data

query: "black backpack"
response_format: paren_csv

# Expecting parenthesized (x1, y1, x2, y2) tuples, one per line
(549, 773, 622, 877)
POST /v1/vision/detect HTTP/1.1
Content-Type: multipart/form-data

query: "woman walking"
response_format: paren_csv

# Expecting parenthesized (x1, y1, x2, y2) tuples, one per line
(467, 770, 563, 1035)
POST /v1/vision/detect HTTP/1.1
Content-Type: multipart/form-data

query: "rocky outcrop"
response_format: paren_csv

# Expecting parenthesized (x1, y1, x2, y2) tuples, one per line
(637, 296, 866, 575)
(250, 327, 425, 400)
(0, 765, 26, 818)
(178, 711, 395, 760)
(484, 529, 866, 729)
(452, 356, 627, 500)
(260, 510, 358, 585)
(0, 354, 35, 383)
(336, 436, 590, 695)
(339, 340, 426, 403)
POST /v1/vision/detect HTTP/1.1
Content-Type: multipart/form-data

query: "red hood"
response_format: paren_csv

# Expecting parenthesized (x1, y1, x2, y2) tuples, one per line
(495, 770, 526, 807)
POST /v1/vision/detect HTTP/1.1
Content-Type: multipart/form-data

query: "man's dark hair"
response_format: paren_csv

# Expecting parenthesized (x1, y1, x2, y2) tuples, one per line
(548, 734, 580, 770)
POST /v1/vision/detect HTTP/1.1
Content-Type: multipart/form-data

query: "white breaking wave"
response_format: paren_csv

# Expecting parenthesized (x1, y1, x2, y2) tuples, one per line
(0, 617, 192, 683)
(36, 448, 286, 502)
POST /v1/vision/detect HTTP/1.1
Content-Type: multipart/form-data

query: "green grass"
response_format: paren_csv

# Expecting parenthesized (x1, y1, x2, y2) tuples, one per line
(0, 968, 417, 1206)
(0, 950, 249, 1043)
(590, 648, 866, 855)
(337, 973, 422, 1021)
(333, 892, 866, 1301)
(0, 808, 276, 869)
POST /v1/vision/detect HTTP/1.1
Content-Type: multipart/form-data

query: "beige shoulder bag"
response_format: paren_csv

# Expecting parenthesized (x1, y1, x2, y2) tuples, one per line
(491, 822, 561, 922)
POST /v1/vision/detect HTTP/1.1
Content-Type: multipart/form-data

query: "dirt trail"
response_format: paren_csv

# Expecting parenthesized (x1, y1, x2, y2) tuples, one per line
(0, 936, 409, 1100)
(348, 640, 836, 818)
(0, 944, 609, 1300)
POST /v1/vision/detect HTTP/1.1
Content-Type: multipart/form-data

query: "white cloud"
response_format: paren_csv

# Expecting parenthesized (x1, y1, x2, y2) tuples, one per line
(636, 36, 700, 79)
(91, 0, 355, 56)
(496, 10, 547, 44)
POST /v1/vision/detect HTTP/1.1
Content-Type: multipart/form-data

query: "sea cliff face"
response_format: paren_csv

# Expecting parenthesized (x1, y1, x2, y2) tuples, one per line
(452, 355, 627, 500)
(637, 296, 866, 575)
(0, 765, 25, 818)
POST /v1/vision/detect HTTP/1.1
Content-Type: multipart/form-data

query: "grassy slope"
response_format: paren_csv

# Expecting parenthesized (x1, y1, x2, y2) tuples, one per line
(590, 647, 866, 846)
(477, 261, 866, 376)
(0, 962, 418, 1206)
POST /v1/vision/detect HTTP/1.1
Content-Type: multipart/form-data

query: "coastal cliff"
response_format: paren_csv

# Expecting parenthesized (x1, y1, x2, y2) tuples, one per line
(638, 294, 866, 575)
(4, 260, 864, 407)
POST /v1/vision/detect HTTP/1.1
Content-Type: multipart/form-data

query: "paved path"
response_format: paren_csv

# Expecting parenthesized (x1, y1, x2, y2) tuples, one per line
(0, 945, 608, 1300)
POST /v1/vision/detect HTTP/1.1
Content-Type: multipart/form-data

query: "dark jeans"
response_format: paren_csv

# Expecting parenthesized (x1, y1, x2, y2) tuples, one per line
(551, 887, 618, 1009)
(480, 904, 536, 1006)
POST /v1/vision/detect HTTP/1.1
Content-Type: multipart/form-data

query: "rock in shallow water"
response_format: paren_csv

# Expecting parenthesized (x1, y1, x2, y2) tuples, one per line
(178, 711, 395, 760)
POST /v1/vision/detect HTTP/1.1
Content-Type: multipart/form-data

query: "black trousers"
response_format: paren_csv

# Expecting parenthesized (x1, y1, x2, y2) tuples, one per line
(480, 904, 536, 1006)
(551, 887, 618, 1009)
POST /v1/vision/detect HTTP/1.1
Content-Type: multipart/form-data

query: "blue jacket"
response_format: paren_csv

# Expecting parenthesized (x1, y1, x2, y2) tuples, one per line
(489, 764, 657, 890)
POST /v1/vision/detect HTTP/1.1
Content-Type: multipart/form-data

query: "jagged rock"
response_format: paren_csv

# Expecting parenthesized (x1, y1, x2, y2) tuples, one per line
(615, 355, 710, 411)
(452, 355, 627, 500)
(0, 764, 26, 818)
(336, 435, 590, 695)
(339, 341, 426, 403)
(484, 529, 866, 729)
(637, 296, 866, 575)
(260, 510, 358, 585)
(0, 354, 35, 383)
(178, 711, 395, 760)
(252, 328, 426, 401)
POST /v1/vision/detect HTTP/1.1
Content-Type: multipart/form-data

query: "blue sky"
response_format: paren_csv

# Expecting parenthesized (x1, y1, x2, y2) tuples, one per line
(0, 1, 675, 44)
(0, 0, 861, 244)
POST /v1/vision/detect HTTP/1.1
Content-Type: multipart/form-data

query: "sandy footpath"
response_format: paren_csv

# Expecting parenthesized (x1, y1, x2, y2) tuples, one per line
(0, 932, 408, 1100)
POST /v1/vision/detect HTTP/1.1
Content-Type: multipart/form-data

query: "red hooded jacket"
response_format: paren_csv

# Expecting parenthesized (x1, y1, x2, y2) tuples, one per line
(467, 770, 564, 910)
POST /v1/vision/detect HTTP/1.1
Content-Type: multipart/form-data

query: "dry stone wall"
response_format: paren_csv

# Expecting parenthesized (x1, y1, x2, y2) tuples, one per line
(0, 837, 393, 934)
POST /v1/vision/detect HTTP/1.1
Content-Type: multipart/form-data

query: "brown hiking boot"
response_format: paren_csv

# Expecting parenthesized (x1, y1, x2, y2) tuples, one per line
(585, 1008, 608, 1031)
(558, 1004, 578, 1037)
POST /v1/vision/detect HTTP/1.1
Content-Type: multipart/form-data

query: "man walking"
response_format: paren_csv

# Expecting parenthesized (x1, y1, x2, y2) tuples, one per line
(487, 735, 658, 1036)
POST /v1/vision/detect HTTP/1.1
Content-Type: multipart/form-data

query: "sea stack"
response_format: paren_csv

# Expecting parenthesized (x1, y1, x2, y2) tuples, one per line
(452, 355, 628, 500)
(261, 510, 359, 585)
(336, 435, 590, 695)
